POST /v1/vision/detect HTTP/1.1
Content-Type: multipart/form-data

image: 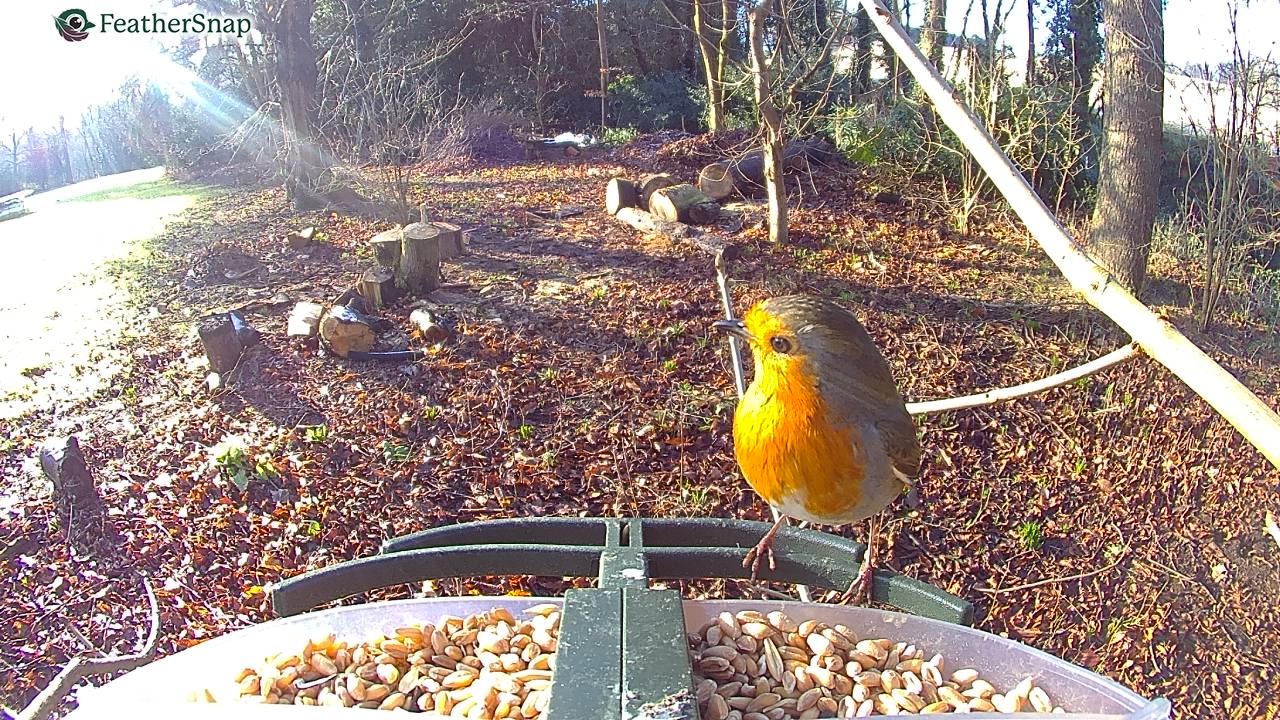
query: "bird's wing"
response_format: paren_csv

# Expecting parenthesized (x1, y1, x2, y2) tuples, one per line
(875, 413, 922, 484)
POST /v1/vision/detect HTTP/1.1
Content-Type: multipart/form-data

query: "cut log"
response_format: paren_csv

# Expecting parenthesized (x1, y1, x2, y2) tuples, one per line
(728, 136, 837, 194)
(369, 228, 403, 268)
(359, 266, 400, 309)
(606, 178, 640, 215)
(639, 173, 678, 208)
(698, 162, 736, 201)
(431, 222, 466, 259)
(614, 206, 697, 240)
(285, 226, 316, 250)
(612, 207, 740, 260)
(649, 184, 722, 225)
(400, 223, 442, 294)
(287, 301, 325, 337)
(319, 304, 377, 358)
(196, 312, 243, 374)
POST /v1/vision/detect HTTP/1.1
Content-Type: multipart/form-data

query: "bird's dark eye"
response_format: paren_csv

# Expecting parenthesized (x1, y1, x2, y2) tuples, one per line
(769, 336, 792, 354)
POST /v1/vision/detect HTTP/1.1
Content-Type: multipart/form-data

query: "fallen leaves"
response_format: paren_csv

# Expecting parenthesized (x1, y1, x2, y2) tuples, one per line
(1, 149, 1278, 720)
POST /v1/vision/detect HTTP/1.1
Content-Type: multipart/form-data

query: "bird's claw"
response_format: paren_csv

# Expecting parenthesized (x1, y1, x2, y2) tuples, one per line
(742, 541, 777, 581)
(839, 556, 875, 605)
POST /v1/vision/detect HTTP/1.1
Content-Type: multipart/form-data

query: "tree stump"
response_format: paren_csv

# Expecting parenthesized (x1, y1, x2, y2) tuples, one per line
(40, 436, 106, 544)
(606, 178, 640, 215)
(649, 184, 721, 225)
(639, 173, 678, 209)
(431, 222, 466, 259)
(360, 266, 400, 309)
(698, 162, 736, 201)
(369, 228, 403, 268)
(400, 223, 442, 294)
(197, 312, 243, 373)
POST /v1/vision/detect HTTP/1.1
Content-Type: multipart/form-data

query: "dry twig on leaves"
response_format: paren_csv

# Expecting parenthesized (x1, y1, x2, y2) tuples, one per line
(15, 575, 160, 720)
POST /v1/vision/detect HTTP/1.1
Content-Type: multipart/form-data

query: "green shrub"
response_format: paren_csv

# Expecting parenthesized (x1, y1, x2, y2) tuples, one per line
(608, 72, 706, 132)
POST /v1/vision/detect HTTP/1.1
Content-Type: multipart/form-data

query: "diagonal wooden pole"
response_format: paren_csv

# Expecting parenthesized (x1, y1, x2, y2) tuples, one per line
(856, 0, 1280, 471)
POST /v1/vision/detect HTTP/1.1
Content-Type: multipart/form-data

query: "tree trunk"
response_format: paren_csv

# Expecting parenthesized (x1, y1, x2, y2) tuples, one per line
(693, 0, 726, 131)
(1088, 0, 1164, 296)
(595, 0, 609, 129)
(275, 0, 325, 211)
(1068, 0, 1102, 170)
(698, 162, 736, 200)
(1025, 0, 1036, 85)
(919, 0, 947, 70)
(852, 8, 873, 95)
(639, 173, 678, 207)
(748, 0, 788, 244)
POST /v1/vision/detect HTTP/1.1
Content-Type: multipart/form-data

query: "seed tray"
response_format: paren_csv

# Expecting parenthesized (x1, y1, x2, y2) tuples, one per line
(65, 517, 1170, 719)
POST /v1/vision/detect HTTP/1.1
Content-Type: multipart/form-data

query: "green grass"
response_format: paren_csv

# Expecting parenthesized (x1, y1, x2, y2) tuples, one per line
(68, 178, 212, 203)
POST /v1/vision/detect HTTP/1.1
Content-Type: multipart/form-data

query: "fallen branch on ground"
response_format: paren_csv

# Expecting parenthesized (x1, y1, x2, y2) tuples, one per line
(16, 575, 160, 720)
(906, 342, 1142, 415)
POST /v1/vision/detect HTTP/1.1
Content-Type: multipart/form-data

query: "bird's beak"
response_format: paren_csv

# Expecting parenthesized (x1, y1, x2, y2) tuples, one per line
(712, 318, 750, 341)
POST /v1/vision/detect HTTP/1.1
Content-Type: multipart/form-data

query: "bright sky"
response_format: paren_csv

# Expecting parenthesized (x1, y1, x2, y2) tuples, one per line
(943, 0, 1279, 70)
(1, 0, 1278, 136)
(0, 0, 191, 133)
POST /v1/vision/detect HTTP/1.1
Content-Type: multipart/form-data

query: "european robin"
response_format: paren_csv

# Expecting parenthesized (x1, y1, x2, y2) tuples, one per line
(713, 294, 921, 602)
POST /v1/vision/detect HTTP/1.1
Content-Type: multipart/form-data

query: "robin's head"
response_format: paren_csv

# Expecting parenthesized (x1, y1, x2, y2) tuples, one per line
(712, 294, 890, 389)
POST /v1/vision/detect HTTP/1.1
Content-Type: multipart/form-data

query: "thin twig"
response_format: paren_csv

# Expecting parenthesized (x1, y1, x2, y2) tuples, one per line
(17, 575, 161, 720)
(977, 551, 1127, 596)
(906, 342, 1142, 416)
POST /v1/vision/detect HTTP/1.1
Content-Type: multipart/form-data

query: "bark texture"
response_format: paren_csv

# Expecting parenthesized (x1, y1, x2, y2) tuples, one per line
(1089, 0, 1164, 295)
(748, 0, 788, 244)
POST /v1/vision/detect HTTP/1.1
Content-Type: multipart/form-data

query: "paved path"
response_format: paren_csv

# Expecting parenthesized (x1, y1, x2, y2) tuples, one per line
(0, 167, 196, 420)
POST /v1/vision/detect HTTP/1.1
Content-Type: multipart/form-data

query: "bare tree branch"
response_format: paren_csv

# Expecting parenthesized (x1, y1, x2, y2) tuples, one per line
(15, 576, 160, 720)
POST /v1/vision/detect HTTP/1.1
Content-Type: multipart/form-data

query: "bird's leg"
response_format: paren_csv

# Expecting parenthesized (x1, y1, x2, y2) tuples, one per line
(743, 513, 789, 581)
(840, 515, 880, 605)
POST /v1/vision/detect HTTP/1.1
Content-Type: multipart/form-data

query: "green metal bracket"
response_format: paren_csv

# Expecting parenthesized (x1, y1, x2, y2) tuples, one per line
(267, 517, 974, 720)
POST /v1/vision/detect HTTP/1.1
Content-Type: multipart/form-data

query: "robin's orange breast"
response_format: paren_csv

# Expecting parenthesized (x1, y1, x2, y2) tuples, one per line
(732, 364, 868, 526)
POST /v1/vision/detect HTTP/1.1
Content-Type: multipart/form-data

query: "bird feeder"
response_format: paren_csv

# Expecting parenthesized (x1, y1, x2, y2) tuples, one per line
(66, 518, 1171, 720)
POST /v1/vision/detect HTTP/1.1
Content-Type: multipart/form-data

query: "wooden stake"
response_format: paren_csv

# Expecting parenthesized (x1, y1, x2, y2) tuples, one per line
(856, 0, 1280, 470)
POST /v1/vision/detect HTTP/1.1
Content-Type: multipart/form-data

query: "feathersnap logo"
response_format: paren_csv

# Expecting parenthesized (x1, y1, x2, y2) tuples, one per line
(54, 9, 96, 41)
(53, 8, 252, 42)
